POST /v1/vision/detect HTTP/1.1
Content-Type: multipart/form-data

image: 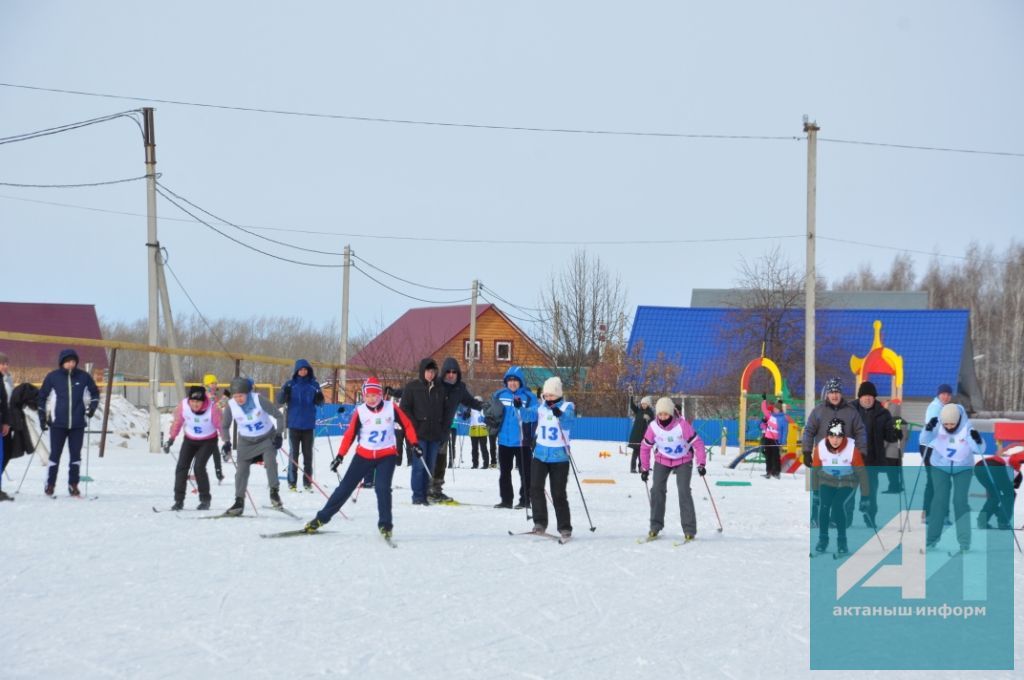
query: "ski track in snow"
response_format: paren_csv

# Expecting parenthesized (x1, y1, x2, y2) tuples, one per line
(4, 437, 1022, 679)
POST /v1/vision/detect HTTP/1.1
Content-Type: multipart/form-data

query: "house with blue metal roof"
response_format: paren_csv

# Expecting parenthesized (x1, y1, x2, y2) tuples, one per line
(627, 306, 983, 424)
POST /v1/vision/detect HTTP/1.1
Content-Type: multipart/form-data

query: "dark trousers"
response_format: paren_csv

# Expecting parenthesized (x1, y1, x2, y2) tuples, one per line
(174, 438, 217, 503)
(395, 429, 406, 466)
(317, 454, 396, 530)
(287, 428, 314, 487)
(885, 460, 904, 492)
(818, 485, 854, 547)
(762, 436, 780, 476)
(530, 458, 571, 533)
(498, 444, 531, 506)
(471, 435, 489, 467)
(628, 444, 640, 473)
(974, 463, 1014, 526)
(861, 468, 881, 527)
(926, 469, 972, 548)
(488, 435, 497, 465)
(47, 426, 84, 489)
(922, 447, 936, 517)
(410, 439, 440, 503)
(448, 429, 457, 465)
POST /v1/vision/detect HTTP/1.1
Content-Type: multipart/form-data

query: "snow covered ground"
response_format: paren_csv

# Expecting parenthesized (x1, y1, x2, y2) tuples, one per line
(4, 437, 1021, 679)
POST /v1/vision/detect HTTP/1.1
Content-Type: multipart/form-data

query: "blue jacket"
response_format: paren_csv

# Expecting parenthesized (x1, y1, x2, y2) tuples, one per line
(278, 359, 324, 430)
(533, 399, 575, 463)
(492, 366, 537, 447)
(37, 349, 99, 430)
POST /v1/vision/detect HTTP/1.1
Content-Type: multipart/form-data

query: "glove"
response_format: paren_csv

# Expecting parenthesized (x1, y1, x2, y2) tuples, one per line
(162, 437, 174, 454)
(282, 386, 292, 402)
(802, 451, 812, 467)
(893, 417, 903, 430)
(39, 413, 48, 432)
(640, 469, 649, 482)
(272, 433, 283, 450)
(86, 405, 96, 419)
(410, 443, 424, 459)
(313, 391, 325, 406)
(761, 393, 767, 402)
(697, 464, 706, 477)
(970, 429, 983, 445)
(858, 498, 870, 513)
(330, 455, 345, 472)
(925, 417, 938, 432)
(221, 442, 232, 461)
(551, 405, 563, 417)
(513, 397, 523, 408)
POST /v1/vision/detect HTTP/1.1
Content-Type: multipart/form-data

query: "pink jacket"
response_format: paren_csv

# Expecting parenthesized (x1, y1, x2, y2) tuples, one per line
(639, 415, 707, 470)
(759, 400, 780, 440)
(168, 396, 223, 441)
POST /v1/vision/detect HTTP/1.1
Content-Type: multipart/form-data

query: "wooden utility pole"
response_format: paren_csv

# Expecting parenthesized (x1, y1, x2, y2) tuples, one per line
(339, 244, 351, 403)
(155, 261, 186, 400)
(468, 279, 479, 379)
(144, 107, 161, 453)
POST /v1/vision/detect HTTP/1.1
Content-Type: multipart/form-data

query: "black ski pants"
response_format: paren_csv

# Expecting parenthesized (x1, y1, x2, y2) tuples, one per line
(530, 458, 571, 534)
(175, 437, 217, 503)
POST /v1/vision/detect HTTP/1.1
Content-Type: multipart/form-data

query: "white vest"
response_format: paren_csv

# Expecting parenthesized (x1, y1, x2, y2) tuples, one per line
(653, 421, 692, 460)
(470, 409, 486, 427)
(357, 401, 397, 451)
(226, 394, 276, 438)
(817, 437, 856, 477)
(535, 403, 571, 447)
(180, 398, 216, 439)
(930, 423, 976, 468)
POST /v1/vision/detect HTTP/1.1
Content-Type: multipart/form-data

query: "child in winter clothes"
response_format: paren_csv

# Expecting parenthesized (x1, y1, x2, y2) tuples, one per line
(811, 418, 869, 555)
(919, 402, 985, 551)
(305, 377, 420, 537)
(639, 397, 707, 540)
(974, 445, 1022, 530)
(492, 366, 537, 509)
(219, 377, 286, 516)
(468, 399, 489, 468)
(164, 385, 223, 510)
(529, 377, 575, 538)
(759, 394, 782, 478)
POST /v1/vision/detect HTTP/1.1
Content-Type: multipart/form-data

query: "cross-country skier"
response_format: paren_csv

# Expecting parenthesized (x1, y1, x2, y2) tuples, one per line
(36, 348, 99, 497)
(163, 385, 223, 510)
(219, 377, 286, 516)
(919, 402, 984, 552)
(304, 377, 420, 539)
(811, 418, 868, 556)
(639, 397, 707, 541)
(529, 377, 574, 539)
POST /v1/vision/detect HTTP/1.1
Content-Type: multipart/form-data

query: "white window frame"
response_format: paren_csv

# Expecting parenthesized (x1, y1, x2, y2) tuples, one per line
(464, 339, 481, 361)
(495, 340, 512, 362)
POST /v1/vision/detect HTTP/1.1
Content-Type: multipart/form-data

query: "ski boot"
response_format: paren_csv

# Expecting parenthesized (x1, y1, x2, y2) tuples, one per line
(814, 538, 829, 554)
(288, 484, 297, 492)
(224, 497, 245, 516)
(0, 490, 14, 502)
(170, 500, 184, 511)
(977, 512, 990, 530)
(836, 540, 849, 556)
(44, 484, 55, 497)
(68, 484, 81, 497)
(532, 524, 546, 534)
(379, 525, 393, 541)
(304, 518, 323, 534)
(269, 487, 283, 509)
(196, 499, 211, 511)
(560, 530, 572, 540)
(513, 500, 530, 510)
(647, 529, 660, 540)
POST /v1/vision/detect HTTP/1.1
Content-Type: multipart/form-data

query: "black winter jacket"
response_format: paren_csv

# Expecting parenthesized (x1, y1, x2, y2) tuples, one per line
(628, 398, 654, 445)
(852, 400, 902, 466)
(439, 357, 484, 426)
(400, 358, 447, 441)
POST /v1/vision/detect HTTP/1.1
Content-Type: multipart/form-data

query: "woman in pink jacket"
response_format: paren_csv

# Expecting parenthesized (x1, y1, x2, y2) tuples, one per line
(759, 395, 782, 479)
(162, 385, 224, 511)
(639, 397, 707, 542)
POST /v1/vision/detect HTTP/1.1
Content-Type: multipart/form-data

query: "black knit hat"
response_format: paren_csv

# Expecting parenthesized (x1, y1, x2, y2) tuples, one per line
(857, 381, 878, 398)
(188, 385, 206, 401)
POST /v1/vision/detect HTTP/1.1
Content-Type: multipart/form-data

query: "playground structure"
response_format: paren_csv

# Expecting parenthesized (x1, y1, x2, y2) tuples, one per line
(731, 352, 803, 472)
(849, 320, 904, 403)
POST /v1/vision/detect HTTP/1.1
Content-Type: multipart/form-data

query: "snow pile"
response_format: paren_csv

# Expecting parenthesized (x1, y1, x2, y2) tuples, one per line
(93, 395, 151, 439)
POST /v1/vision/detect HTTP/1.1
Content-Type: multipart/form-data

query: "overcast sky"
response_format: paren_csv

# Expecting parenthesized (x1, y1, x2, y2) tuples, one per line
(2, 1, 1021, 344)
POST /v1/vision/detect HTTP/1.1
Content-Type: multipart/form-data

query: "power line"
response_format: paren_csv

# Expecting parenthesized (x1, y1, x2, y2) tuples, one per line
(818, 236, 1019, 266)
(479, 283, 545, 315)
(350, 263, 473, 305)
(350, 253, 467, 292)
(0, 82, 800, 141)
(478, 292, 544, 326)
(157, 181, 345, 256)
(0, 173, 156, 189)
(155, 187, 343, 268)
(0, 109, 142, 146)
(819, 137, 1024, 159)
(160, 248, 235, 357)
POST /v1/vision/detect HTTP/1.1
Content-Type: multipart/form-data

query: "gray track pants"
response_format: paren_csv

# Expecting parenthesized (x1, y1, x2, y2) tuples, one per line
(650, 461, 697, 536)
(234, 433, 280, 498)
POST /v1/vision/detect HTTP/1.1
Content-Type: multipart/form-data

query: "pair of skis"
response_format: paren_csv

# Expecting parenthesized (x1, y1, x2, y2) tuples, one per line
(508, 529, 571, 545)
(636, 534, 695, 548)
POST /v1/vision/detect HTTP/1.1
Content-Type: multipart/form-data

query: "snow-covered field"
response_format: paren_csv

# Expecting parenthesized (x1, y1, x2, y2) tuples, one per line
(4, 436, 1021, 679)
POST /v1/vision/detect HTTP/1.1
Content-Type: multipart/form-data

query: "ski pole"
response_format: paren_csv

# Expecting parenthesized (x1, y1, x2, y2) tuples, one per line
(564, 441, 596, 532)
(643, 474, 651, 508)
(352, 480, 364, 503)
(224, 454, 259, 516)
(278, 447, 331, 501)
(15, 452, 33, 494)
(512, 406, 530, 522)
(701, 473, 724, 533)
(901, 454, 927, 537)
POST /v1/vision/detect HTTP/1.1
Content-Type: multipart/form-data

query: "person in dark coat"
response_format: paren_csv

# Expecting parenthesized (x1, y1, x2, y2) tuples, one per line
(431, 357, 484, 502)
(36, 348, 99, 497)
(851, 381, 903, 528)
(627, 395, 653, 473)
(400, 358, 447, 505)
(277, 358, 325, 491)
(0, 352, 10, 501)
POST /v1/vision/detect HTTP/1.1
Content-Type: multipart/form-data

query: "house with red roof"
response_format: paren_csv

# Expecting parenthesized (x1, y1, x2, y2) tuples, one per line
(0, 302, 109, 383)
(347, 304, 551, 399)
